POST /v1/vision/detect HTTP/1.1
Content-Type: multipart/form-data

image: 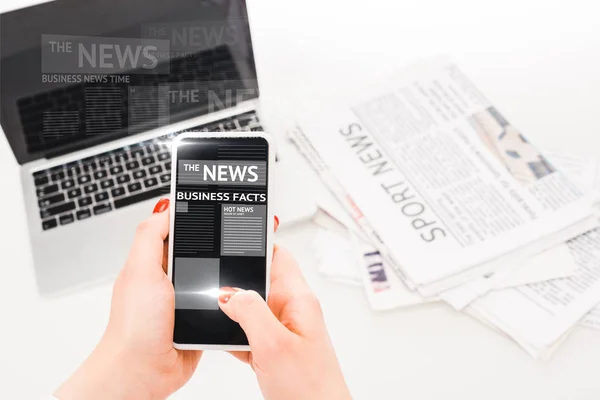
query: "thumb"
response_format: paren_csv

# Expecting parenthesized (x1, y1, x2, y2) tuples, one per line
(219, 288, 289, 348)
(126, 199, 170, 276)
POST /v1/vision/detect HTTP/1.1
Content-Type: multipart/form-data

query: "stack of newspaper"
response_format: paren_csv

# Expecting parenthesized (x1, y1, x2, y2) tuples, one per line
(288, 57, 600, 359)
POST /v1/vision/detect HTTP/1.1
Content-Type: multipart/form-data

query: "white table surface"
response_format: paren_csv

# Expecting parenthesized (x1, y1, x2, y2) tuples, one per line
(2, 0, 600, 399)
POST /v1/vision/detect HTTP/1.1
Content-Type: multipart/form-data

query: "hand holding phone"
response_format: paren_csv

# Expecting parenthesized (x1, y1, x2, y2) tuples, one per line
(57, 185, 351, 399)
(217, 246, 353, 400)
(168, 132, 274, 350)
(56, 203, 203, 400)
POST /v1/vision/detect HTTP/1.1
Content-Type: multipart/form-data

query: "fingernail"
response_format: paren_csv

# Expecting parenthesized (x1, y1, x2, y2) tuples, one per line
(153, 198, 170, 214)
(219, 287, 237, 304)
(274, 215, 279, 226)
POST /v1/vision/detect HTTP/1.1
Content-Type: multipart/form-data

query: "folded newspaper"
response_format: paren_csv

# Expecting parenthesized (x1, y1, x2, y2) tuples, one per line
(310, 148, 600, 358)
(289, 57, 596, 296)
(288, 56, 600, 358)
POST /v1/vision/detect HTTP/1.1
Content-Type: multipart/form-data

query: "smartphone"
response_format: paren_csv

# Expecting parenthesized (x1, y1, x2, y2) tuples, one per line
(168, 132, 274, 351)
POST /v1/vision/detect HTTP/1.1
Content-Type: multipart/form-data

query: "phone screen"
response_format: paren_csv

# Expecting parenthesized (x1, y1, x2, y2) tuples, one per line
(171, 135, 269, 346)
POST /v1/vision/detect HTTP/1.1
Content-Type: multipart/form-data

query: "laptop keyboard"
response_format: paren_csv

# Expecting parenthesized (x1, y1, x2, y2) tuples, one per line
(34, 111, 263, 231)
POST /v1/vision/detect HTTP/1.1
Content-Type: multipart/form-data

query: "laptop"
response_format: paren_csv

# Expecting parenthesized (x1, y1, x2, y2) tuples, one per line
(0, 0, 316, 295)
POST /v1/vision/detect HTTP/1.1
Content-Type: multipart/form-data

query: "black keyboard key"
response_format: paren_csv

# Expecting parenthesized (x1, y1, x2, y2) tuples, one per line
(100, 179, 114, 189)
(93, 203, 113, 215)
(66, 166, 82, 177)
(42, 218, 58, 231)
(126, 160, 140, 170)
(83, 163, 97, 172)
(94, 170, 108, 180)
(113, 152, 129, 162)
(40, 201, 75, 219)
(157, 152, 169, 161)
(155, 142, 169, 152)
(34, 175, 49, 186)
(67, 188, 82, 199)
(111, 187, 126, 197)
(131, 148, 145, 158)
(141, 156, 156, 166)
(37, 184, 59, 197)
(159, 173, 171, 183)
(59, 213, 75, 225)
(33, 170, 47, 178)
(98, 156, 113, 167)
(149, 165, 163, 175)
(95, 192, 109, 202)
(51, 171, 66, 181)
(65, 161, 79, 170)
(39, 193, 65, 208)
(145, 142, 158, 153)
(84, 183, 98, 194)
(133, 170, 147, 179)
(78, 175, 91, 185)
(165, 161, 171, 170)
(144, 177, 158, 188)
(127, 182, 142, 192)
(76, 209, 92, 220)
(116, 174, 131, 184)
(61, 179, 75, 190)
(114, 186, 166, 209)
(110, 165, 124, 175)
(78, 197, 92, 207)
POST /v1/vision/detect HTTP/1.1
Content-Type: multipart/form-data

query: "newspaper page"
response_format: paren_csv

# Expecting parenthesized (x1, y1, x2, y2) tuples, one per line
(294, 57, 595, 295)
(465, 306, 576, 360)
(495, 244, 575, 288)
(543, 150, 600, 197)
(441, 244, 577, 309)
(582, 307, 600, 330)
(350, 233, 437, 310)
(471, 229, 600, 351)
(438, 148, 596, 309)
(313, 206, 573, 308)
(288, 126, 409, 282)
(310, 199, 433, 309)
(539, 150, 600, 330)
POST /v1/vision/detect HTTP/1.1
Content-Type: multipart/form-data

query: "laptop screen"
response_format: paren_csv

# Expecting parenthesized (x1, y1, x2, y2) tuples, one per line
(0, 0, 258, 165)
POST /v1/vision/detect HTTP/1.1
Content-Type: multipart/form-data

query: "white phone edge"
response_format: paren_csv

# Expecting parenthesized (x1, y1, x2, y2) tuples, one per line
(168, 131, 275, 352)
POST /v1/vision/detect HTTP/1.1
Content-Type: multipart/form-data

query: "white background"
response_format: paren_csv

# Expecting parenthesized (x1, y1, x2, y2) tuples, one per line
(1, 0, 600, 399)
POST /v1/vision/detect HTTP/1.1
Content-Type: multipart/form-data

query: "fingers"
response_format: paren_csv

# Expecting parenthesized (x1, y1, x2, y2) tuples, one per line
(219, 288, 290, 349)
(228, 350, 250, 364)
(269, 245, 325, 337)
(270, 245, 311, 295)
(126, 198, 170, 275)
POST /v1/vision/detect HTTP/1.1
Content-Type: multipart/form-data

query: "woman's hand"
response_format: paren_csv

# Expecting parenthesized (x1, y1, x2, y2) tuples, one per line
(218, 246, 352, 400)
(55, 196, 351, 400)
(56, 198, 201, 400)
